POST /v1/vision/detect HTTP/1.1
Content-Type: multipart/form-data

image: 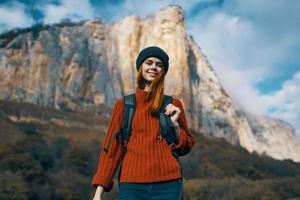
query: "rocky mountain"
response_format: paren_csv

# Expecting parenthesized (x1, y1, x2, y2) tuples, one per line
(0, 5, 299, 162)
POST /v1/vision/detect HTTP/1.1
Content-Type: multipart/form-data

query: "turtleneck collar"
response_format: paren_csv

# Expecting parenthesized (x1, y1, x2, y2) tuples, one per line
(136, 87, 151, 103)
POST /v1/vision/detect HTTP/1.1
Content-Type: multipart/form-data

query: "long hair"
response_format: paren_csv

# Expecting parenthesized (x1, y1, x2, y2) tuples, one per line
(137, 64, 166, 117)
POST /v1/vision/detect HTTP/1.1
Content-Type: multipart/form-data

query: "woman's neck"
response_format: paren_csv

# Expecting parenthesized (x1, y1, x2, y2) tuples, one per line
(144, 83, 151, 92)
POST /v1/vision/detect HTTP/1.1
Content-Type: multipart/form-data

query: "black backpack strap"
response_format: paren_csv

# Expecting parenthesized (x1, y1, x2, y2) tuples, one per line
(159, 96, 183, 173)
(159, 95, 179, 144)
(117, 93, 136, 185)
(121, 93, 136, 144)
(102, 94, 136, 153)
(159, 95, 180, 158)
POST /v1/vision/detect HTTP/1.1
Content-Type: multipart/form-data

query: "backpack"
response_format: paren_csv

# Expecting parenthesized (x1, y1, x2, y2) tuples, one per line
(102, 93, 181, 183)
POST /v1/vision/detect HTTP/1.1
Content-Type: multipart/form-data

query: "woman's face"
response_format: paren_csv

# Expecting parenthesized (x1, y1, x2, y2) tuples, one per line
(141, 57, 163, 83)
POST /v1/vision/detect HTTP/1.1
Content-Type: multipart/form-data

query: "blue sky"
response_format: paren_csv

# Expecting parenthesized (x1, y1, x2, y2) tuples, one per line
(0, 0, 300, 136)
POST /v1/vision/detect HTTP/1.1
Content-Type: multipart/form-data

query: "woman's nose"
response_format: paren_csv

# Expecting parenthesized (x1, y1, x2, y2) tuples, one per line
(150, 64, 158, 69)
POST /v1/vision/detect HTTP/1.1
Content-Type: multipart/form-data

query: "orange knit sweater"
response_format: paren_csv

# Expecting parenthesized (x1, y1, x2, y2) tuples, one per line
(91, 87, 196, 192)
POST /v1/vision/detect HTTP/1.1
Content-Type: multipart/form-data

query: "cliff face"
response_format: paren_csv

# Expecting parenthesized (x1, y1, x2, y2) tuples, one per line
(0, 5, 299, 162)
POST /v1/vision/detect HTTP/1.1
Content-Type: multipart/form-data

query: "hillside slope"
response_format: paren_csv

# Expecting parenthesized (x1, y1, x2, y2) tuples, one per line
(0, 100, 300, 199)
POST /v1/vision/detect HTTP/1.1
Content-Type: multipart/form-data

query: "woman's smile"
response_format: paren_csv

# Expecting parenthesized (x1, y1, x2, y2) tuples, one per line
(148, 72, 157, 77)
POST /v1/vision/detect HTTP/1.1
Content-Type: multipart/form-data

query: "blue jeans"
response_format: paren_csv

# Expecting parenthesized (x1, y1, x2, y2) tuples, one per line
(119, 178, 183, 200)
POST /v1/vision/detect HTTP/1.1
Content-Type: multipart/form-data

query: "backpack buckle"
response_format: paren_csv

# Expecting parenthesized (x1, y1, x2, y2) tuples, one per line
(122, 140, 128, 147)
(157, 134, 164, 142)
(170, 143, 176, 150)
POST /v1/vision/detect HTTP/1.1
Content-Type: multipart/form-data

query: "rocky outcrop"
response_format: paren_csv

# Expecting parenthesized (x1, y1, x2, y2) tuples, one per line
(0, 5, 299, 162)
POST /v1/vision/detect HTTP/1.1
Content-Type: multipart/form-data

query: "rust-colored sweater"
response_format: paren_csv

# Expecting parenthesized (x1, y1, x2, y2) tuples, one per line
(91, 87, 196, 192)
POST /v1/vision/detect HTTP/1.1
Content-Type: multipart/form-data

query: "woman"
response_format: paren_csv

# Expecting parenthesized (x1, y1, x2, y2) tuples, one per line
(92, 46, 196, 200)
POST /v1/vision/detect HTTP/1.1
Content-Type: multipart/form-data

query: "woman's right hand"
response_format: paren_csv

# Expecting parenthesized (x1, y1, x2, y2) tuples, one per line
(92, 185, 104, 200)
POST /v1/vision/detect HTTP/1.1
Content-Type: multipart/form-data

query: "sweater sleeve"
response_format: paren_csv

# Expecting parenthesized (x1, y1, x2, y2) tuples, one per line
(91, 98, 124, 192)
(172, 98, 196, 157)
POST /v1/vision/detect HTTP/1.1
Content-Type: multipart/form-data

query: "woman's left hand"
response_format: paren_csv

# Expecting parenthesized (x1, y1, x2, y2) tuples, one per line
(164, 103, 181, 124)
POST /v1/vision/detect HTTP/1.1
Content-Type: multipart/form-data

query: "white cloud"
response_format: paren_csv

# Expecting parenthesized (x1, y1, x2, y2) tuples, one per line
(188, 10, 299, 83)
(0, 1, 34, 32)
(186, 1, 300, 136)
(95, 0, 202, 22)
(188, 12, 269, 114)
(42, 0, 94, 24)
(261, 71, 300, 136)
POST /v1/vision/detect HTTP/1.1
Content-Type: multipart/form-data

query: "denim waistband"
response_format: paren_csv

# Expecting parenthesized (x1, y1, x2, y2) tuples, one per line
(119, 178, 183, 200)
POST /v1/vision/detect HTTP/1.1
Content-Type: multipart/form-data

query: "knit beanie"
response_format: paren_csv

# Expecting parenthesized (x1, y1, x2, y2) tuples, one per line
(136, 46, 169, 74)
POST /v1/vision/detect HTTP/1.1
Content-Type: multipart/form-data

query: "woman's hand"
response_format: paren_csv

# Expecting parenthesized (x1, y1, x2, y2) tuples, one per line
(92, 186, 104, 200)
(165, 103, 181, 125)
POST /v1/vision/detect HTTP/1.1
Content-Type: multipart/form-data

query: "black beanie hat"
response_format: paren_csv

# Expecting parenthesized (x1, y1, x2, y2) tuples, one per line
(136, 46, 169, 74)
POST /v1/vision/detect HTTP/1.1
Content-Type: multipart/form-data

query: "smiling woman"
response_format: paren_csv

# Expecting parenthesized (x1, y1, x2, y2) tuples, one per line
(141, 57, 163, 85)
(91, 46, 196, 200)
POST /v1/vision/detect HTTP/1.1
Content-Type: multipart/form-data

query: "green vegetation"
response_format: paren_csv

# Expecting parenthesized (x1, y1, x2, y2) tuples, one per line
(0, 100, 300, 199)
